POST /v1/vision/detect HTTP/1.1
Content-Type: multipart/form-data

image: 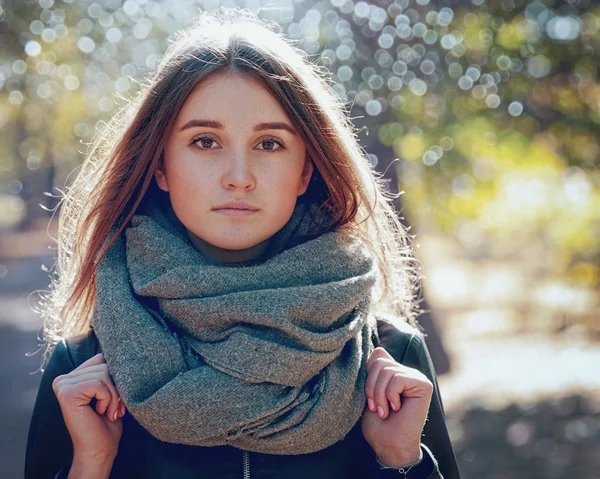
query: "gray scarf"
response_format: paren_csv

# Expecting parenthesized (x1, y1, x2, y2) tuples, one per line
(92, 194, 379, 455)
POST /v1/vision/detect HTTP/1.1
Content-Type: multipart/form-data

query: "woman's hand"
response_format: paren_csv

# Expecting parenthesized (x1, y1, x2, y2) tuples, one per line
(360, 347, 433, 466)
(52, 353, 126, 464)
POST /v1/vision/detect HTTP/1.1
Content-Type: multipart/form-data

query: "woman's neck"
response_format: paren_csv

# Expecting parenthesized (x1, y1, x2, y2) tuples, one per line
(185, 229, 270, 265)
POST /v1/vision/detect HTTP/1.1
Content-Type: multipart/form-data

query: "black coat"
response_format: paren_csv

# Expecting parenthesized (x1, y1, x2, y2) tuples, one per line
(25, 319, 460, 478)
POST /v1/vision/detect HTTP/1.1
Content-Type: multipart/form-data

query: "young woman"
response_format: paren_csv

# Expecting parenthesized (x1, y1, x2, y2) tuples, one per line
(25, 9, 460, 479)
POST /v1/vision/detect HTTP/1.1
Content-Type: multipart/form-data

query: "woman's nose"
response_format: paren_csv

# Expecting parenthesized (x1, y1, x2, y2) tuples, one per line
(222, 155, 256, 191)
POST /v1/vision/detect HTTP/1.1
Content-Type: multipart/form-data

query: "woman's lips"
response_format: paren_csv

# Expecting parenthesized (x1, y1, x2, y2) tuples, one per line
(213, 208, 258, 216)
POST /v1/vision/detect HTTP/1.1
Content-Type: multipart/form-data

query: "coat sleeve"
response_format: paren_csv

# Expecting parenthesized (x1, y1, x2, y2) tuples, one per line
(24, 341, 76, 479)
(392, 330, 461, 479)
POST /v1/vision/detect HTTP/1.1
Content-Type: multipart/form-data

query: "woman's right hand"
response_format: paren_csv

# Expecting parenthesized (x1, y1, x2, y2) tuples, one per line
(52, 352, 126, 462)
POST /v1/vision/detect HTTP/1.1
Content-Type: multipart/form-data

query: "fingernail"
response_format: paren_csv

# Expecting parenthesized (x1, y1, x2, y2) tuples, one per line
(391, 402, 398, 411)
(114, 410, 118, 421)
(377, 406, 384, 418)
(368, 398, 375, 411)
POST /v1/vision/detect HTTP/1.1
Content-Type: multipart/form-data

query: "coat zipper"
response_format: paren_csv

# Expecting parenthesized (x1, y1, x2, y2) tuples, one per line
(243, 450, 250, 479)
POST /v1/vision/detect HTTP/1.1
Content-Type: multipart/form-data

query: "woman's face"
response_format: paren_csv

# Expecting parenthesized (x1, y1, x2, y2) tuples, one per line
(155, 71, 313, 264)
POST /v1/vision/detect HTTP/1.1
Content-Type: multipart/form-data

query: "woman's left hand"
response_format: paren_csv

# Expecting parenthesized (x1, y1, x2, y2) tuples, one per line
(360, 346, 433, 466)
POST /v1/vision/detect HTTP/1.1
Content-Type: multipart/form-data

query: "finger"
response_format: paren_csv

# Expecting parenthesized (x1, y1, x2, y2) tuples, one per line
(386, 373, 407, 412)
(406, 374, 434, 400)
(61, 371, 121, 420)
(366, 347, 393, 371)
(52, 365, 109, 393)
(61, 370, 121, 421)
(61, 363, 109, 380)
(56, 378, 114, 416)
(385, 373, 434, 420)
(60, 368, 114, 388)
(72, 352, 105, 372)
(373, 366, 399, 419)
(365, 358, 394, 410)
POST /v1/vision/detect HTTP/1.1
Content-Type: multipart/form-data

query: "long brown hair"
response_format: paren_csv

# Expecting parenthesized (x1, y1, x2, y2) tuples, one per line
(37, 8, 424, 367)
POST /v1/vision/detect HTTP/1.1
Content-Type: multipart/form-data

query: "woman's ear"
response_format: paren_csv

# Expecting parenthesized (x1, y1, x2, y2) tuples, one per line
(297, 158, 314, 196)
(154, 166, 169, 192)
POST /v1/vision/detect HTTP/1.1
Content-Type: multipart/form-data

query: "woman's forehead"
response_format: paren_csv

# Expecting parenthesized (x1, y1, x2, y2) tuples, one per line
(176, 74, 293, 128)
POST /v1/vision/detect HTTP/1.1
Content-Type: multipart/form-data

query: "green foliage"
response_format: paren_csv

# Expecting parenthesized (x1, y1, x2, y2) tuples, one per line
(0, 0, 598, 290)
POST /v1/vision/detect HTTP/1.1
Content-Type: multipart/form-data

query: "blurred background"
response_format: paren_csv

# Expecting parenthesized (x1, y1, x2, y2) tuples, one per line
(0, 0, 599, 477)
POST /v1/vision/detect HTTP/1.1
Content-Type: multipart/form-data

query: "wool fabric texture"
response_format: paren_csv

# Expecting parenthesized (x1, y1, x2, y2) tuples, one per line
(92, 194, 379, 455)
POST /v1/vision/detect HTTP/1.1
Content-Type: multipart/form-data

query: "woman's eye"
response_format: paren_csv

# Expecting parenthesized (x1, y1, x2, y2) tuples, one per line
(257, 137, 285, 153)
(191, 135, 220, 150)
(190, 135, 285, 153)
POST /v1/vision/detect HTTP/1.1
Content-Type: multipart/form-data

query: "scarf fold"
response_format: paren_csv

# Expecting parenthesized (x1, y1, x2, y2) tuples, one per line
(92, 194, 379, 455)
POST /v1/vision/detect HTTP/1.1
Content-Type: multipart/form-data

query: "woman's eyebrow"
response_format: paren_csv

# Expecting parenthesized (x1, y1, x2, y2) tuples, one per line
(178, 119, 297, 136)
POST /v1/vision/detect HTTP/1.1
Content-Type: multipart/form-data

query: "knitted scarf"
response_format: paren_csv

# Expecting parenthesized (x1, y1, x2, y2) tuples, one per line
(92, 194, 379, 455)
